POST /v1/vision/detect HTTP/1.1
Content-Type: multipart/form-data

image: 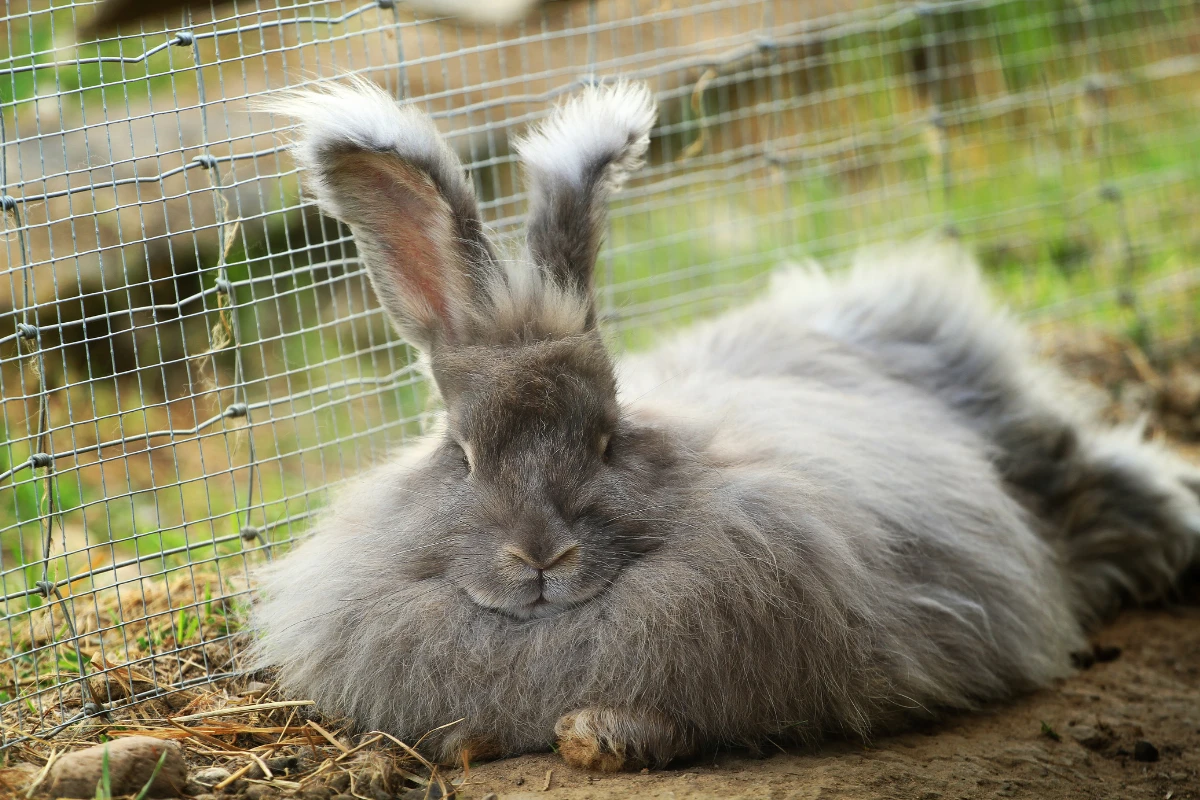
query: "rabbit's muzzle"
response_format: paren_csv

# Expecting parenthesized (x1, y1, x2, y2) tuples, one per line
(461, 538, 608, 619)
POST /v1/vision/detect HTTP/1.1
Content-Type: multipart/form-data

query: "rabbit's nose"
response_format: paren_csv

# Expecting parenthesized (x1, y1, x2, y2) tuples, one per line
(503, 543, 580, 572)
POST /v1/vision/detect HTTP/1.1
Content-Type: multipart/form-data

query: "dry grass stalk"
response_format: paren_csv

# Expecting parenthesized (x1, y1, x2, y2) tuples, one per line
(170, 699, 314, 723)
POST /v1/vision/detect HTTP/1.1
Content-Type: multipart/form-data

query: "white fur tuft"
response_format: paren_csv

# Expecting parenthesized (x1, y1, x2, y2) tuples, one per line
(515, 80, 657, 190)
(262, 77, 468, 222)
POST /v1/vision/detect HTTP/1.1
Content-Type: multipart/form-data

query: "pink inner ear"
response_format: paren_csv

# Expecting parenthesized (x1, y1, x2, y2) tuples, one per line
(329, 151, 468, 342)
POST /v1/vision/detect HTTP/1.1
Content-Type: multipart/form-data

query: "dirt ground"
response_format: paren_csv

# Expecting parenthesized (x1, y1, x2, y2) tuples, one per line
(464, 604, 1200, 800)
(4, 330, 1200, 800)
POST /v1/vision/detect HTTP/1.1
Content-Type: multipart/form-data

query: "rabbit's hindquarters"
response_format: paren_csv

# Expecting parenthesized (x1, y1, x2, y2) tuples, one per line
(763, 242, 1200, 624)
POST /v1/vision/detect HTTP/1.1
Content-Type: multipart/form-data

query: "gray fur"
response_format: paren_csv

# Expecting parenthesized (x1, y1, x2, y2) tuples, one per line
(251, 80, 1200, 769)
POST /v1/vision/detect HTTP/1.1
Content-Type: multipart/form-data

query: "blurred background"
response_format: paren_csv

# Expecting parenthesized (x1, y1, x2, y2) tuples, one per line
(2, 0, 1199, 743)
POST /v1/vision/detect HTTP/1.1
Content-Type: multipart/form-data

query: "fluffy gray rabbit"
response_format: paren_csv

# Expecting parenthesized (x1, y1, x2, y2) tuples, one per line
(251, 78, 1200, 771)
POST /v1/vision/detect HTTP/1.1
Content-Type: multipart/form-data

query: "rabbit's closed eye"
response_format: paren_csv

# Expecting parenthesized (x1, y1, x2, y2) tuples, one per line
(451, 440, 473, 474)
(598, 432, 614, 462)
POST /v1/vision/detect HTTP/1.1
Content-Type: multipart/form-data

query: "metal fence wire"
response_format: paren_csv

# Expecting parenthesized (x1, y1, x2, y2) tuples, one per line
(2, 0, 1199, 746)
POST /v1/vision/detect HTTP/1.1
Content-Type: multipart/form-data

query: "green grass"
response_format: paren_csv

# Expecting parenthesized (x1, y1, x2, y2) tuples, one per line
(600, 0, 1200, 349)
(602, 118, 1200, 352)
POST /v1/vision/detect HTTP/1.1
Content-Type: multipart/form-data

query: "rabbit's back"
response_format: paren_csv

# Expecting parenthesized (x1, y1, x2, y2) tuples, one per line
(631, 239, 1200, 624)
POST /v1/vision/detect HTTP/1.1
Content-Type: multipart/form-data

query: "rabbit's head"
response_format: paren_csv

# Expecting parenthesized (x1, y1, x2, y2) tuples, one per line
(274, 79, 664, 620)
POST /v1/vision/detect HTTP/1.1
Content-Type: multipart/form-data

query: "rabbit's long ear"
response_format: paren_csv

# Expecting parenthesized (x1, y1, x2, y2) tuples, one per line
(516, 82, 656, 325)
(271, 79, 497, 351)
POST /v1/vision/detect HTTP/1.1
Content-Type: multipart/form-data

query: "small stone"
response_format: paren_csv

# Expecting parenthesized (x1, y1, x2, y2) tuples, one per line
(47, 737, 188, 798)
(267, 754, 303, 773)
(246, 755, 303, 781)
(193, 766, 232, 786)
(1071, 649, 1096, 670)
(245, 784, 280, 800)
(1068, 725, 1109, 750)
(1134, 740, 1160, 763)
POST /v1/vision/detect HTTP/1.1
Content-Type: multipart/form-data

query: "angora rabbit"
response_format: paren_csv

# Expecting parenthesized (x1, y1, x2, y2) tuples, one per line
(252, 78, 1200, 771)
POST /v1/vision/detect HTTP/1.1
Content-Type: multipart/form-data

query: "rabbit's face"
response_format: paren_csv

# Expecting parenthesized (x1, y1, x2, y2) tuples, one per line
(277, 78, 662, 615)
(408, 336, 670, 619)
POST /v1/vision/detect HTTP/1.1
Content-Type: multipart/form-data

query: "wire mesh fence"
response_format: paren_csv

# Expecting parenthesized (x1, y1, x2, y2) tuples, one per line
(2, 0, 1198, 747)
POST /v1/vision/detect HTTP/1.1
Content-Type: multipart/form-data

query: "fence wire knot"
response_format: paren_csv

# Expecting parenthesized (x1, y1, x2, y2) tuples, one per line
(0, 195, 16, 212)
(29, 453, 54, 470)
(223, 403, 249, 419)
(33, 581, 56, 599)
(240, 526, 263, 542)
(192, 154, 219, 170)
(16, 323, 38, 340)
(172, 30, 196, 47)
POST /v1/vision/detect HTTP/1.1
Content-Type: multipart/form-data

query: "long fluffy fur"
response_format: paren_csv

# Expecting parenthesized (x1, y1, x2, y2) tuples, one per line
(250, 79, 1200, 768)
(638, 241, 1200, 624)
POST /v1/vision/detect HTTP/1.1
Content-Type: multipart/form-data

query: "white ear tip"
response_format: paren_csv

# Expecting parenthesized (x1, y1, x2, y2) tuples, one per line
(263, 78, 440, 163)
(573, 79, 657, 139)
(261, 77, 474, 226)
(515, 79, 658, 187)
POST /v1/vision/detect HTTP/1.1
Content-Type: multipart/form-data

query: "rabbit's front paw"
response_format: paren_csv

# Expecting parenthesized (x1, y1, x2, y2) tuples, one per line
(554, 707, 689, 772)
